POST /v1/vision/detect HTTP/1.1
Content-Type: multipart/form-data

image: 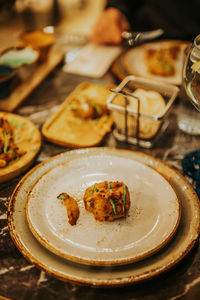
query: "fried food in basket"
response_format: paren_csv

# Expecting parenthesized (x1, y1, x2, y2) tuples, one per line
(0, 118, 26, 167)
(69, 94, 107, 119)
(57, 192, 80, 226)
(83, 181, 130, 222)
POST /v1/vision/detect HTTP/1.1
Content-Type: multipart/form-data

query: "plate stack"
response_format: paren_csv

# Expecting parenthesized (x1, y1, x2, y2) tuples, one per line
(8, 148, 200, 287)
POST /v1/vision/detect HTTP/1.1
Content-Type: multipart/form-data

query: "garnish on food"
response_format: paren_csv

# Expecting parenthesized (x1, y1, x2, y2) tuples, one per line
(83, 181, 130, 222)
(0, 118, 26, 167)
(68, 94, 107, 119)
(57, 192, 80, 225)
(145, 44, 181, 77)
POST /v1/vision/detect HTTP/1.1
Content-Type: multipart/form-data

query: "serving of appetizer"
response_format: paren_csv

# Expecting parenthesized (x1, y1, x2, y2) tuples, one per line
(57, 192, 80, 226)
(0, 112, 41, 183)
(57, 181, 130, 226)
(84, 181, 130, 222)
(110, 87, 166, 139)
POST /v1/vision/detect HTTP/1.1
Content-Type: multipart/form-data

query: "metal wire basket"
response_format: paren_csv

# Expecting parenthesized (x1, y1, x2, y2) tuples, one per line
(107, 75, 179, 148)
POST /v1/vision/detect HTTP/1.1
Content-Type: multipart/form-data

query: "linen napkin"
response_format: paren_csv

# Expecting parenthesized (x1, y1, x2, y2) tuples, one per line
(63, 42, 122, 78)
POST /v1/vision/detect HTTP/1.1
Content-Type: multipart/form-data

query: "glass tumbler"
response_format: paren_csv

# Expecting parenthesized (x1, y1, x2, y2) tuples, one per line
(177, 34, 200, 134)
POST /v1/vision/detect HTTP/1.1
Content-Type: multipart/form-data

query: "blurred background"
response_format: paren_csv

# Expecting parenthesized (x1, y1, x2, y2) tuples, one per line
(0, 0, 106, 51)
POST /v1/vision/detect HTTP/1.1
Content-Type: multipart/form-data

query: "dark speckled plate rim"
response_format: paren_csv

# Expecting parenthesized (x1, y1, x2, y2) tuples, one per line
(7, 147, 200, 287)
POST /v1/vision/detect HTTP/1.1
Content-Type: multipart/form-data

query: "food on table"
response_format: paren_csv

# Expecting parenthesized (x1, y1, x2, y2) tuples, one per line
(20, 30, 55, 61)
(131, 88, 166, 115)
(144, 44, 181, 77)
(57, 192, 80, 225)
(69, 94, 107, 119)
(191, 60, 200, 74)
(112, 88, 166, 139)
(83, 181, 130, 222)
(0, 64, 15, 99)
(122, 40, 188, 85)
(20, 30, 55, 49)
(0, 47, 39, 68)
(42, 82, 114, 148)
(0, 112, 41, 183)
(67, 84, 109, 119)
(0, 118, 26, 167)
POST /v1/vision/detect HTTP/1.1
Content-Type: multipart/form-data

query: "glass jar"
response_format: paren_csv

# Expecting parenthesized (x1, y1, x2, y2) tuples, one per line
(177, 34, 200, 134)
(183, 35, 200, 110)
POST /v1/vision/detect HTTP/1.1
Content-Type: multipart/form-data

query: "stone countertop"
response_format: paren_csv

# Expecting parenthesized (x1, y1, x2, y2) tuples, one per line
(0, 64, 200, 300)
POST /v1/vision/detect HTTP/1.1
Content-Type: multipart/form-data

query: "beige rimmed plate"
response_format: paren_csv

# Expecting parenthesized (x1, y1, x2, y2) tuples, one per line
(7, 148, 200, 287)
(26, 154, 180, 266)
(121, 40, 188, 85)
(0, 112, 41, 183)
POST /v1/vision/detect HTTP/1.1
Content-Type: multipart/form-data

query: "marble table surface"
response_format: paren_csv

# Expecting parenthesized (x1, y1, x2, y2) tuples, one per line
(1, 62, 200, 300)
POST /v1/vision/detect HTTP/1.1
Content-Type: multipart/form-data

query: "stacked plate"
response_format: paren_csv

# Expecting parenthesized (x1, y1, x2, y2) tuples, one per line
(8, 148, 200, 287)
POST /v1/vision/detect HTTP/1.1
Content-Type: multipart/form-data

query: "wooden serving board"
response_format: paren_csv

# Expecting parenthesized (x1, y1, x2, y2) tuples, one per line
(0, 112, 41, 183)
(0, 47, 64, 112)
(42, 82, 114, 148)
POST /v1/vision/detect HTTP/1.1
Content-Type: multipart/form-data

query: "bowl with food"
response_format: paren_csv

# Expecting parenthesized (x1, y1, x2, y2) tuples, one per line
(0, 46, 39, 81)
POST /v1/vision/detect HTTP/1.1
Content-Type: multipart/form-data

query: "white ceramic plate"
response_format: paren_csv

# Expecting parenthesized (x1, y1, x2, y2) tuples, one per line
(121, 40, 188, 85)
(26, 153, 180, 266)
(8, 148, 200, 287)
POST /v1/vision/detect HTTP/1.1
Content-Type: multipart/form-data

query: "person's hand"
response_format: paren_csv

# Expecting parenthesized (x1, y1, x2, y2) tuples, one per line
(91, 7, 130, 45)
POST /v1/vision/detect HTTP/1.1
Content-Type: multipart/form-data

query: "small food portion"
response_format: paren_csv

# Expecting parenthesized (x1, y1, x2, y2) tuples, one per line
(191, 60, 200, 74)
(0, 118, 26, 167)
(145, 44, 181, 77)
(67, 84, 109, 119)
(0, 47, 39, 68)
(0, 112, 41, 183)
(112, 88, 166, 139)
(83, 181, 130, 222)
(57, 192, 80, 225)
(20, 30, 55, 61)
(68, 94, 107, 119)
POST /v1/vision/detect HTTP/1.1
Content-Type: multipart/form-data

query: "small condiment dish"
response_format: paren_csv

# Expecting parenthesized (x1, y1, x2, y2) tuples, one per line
(107, 75, 179, 148)
(19, 30, 55, 62)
